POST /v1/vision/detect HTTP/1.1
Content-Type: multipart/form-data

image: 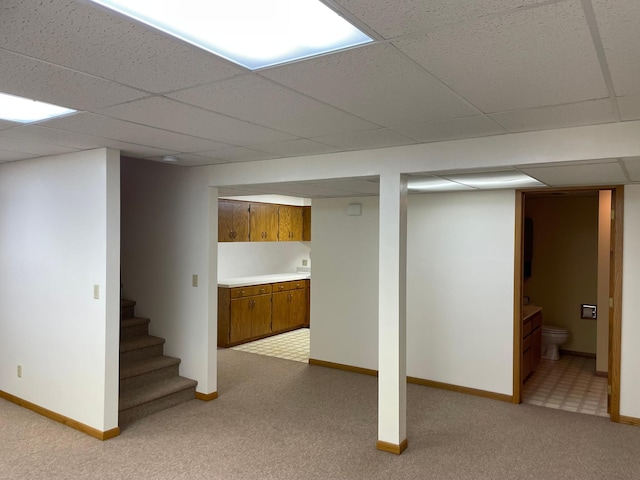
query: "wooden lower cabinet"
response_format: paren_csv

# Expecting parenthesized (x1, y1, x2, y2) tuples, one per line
(522, 309, 542, 380)
(218, 279, 309, 347)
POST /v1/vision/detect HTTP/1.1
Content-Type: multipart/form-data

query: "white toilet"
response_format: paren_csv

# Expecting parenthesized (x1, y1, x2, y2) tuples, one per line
(541, 325, 570, 360)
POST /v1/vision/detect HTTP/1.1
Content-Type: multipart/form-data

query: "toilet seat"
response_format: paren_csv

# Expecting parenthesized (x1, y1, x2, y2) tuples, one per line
(542, 324, 568, 334)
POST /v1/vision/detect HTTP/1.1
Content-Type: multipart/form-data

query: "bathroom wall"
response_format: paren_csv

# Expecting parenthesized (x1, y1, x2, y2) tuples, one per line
(524, 194, 598, 354)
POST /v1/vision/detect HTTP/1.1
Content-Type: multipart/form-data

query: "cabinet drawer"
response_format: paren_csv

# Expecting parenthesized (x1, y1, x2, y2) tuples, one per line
(532, 311, 542, 330)
(273, 280, 306, 292)
(523, 318, 532, 338)
(523, 334, 532, 352)
(230, 284, 272, 298)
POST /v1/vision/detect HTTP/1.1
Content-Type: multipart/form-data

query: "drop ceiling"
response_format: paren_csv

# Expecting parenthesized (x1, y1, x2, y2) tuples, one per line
(1, 0, 640, 194)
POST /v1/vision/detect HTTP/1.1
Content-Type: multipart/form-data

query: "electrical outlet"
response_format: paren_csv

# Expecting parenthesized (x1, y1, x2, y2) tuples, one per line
(302, 259, 308, 266)
(17, 365, 22, 378)
(93, 285, 100, 299)
(192, 274, 198, 287)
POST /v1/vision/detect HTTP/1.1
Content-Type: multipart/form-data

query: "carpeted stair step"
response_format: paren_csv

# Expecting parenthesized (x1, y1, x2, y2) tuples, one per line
(120, 335, 165, 364)
(121, 299, 136, 319)
(118, 376, 198, 426)
(120, 316, 150, 339)
(120, 355, 181, 392)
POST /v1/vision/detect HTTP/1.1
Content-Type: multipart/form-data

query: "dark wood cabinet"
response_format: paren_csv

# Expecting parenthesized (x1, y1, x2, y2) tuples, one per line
(302, 206, 311, 242)
(218, 279, 309, 347)
(218, 200, 249, 242)
(278, 205, 303, 241)
(522, 308, 542, 380)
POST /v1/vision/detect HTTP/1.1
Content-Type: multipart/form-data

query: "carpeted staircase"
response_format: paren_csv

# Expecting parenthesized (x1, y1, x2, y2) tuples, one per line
(119, 299, 197, 426)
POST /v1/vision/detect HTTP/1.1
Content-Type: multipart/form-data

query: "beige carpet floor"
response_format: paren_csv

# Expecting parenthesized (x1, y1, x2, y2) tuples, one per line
(2, 348, 640, 479)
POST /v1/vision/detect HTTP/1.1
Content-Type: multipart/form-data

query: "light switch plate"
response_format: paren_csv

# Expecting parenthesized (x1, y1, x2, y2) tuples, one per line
(192, 274, 198, 287)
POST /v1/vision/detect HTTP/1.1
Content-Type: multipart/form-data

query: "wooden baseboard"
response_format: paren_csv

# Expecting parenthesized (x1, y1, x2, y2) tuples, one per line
(0, 390, 120, 440)
(308, 358, 378, 377)
(407, 376, 513, 403)
(195, 391, 219, 401)
(376, 438, 408, 455)
(619, 415, 640, 427)
(308, 359, 510, 403)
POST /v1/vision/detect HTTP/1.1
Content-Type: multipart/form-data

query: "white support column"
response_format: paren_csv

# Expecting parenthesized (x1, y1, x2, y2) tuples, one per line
(377, 172, 408, 454)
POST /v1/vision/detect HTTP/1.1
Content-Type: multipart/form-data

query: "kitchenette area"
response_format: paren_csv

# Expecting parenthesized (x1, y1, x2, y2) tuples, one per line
(217, 196, 312, 351)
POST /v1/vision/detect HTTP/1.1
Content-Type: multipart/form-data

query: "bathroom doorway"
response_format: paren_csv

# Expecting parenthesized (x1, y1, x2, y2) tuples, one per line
(513, 186, 623, 421)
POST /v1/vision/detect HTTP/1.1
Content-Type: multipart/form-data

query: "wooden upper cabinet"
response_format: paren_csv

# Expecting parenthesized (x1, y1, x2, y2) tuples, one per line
(302, 206, 311, 241)
(249, 203, 278, 241)
(218, 200, 249, 242)
(279, 205, 303, 241)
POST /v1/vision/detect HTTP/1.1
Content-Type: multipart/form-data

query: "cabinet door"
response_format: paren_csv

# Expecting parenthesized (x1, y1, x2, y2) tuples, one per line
(272, 291, 291, 332)
(289, 289, 307, 328)
(251, 295, 272, 337)
(278, 205, 303, 241)
(230, 298, 252, 343)
(531, 327, 542, 371)
(302, 206, 311, 241)
(218, 200, 249, 242)
(250, 203, 279, 241)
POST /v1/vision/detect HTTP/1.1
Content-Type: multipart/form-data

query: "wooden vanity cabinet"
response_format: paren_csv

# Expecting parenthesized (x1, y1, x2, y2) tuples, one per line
(218, 200, 249, 242)
(272, 281, 307, 331)
(522, 309, 542, 380)
(249, 203, 279, 241)
(278, 205, 304, 241)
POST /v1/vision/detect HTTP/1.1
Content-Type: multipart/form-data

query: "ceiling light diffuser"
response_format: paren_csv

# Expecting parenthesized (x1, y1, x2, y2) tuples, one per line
(0, 92, 76, 123)
(408, 177, 474, 192)
(444, 171, 544, 189)
(88, 0, 373, 70)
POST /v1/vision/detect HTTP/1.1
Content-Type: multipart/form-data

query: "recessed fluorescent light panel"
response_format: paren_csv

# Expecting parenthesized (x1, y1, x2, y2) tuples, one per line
(443, 171, 544, 189)
(408, 177, 474, 192)
(88, 0, 373, 70)
(0, 92, 76, 123)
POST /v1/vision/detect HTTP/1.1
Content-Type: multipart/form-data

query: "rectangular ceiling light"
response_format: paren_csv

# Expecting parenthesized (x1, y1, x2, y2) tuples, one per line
(88, 0, 373, 70)
(408, 177, 474, 192)
(0, 92, 76, 123)
(443, 171, 545, 189)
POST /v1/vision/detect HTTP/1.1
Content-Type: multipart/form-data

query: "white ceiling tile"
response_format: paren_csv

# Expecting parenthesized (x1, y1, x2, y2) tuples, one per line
(592, 0, 640, 96)
(169, 75, 378, 138)
(520, 162, 627, 186)
(335, 0, 548, 38)
(394, 0, 608, 113)
(312, 128, 416, 151)
(98, 97, 297, 146)
(193, 147, 279, 163)
(0, 149, 35, 163)
(263, 43, 479, 126)
(391, 116, 505, 143)
(42, 113, 232, 153)
(0, 48, 146, 111)
(167, 153, 229, 166)
(0, 137, 79, 156)
(0, 0, 242, 94)
(490, 99, 617, 133)
(622, 157, 640, 181)
(251, 139, 340, 157)
(617, 95, 640, 121)
(0, 120, 18, 131)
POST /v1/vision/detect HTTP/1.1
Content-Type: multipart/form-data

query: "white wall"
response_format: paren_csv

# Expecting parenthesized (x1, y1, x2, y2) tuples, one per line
(407, 191, 515, 395)
(0, 148, 120, 432)
(218, 241, 311, 279)
(120, 158, 216, 394)
(311, 191, 515, 395)
(310, 197, 379, 370)
(621, 185, 640, 419)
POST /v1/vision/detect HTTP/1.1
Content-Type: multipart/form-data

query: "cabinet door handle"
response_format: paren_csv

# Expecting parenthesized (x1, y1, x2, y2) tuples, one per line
(229, 231, 233, 239)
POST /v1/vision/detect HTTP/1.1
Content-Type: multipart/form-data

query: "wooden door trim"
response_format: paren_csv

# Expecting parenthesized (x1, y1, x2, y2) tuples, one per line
(513, 186, 623, 424)
(609, 186, 624, 421)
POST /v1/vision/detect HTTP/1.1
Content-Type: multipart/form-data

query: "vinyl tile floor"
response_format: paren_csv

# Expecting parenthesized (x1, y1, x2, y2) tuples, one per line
(230, 328, 310, 363)
(523, 354, 608, 417)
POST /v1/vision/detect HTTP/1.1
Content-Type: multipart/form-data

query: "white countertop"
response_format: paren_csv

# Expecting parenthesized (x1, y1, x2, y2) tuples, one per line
(218, 273, 310, 288)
